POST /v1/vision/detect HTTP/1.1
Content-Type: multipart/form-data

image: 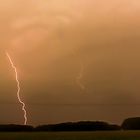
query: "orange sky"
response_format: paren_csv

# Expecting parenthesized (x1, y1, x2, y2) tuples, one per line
(0, 0, 140, 125)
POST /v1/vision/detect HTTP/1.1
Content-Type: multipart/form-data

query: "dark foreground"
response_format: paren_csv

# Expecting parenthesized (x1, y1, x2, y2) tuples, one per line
(0, 131, 140, 140)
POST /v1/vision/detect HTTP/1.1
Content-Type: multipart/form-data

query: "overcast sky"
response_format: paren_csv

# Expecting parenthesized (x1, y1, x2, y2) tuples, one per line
(0, 0, 140, 125)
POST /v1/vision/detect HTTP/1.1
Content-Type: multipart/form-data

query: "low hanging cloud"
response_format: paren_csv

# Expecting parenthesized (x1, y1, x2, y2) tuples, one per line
(1, 0, 140, 124)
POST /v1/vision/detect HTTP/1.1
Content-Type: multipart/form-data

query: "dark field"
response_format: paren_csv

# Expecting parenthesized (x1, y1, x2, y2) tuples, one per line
(0, 131, 140, 140)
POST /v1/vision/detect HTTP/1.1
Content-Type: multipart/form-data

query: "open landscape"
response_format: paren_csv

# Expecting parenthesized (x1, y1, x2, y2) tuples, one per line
(1, 0, 140, 139)
(0, 131, 140, 140)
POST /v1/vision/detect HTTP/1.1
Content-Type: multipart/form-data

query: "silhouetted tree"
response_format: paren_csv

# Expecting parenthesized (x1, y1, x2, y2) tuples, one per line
(122, 117, 140, 130)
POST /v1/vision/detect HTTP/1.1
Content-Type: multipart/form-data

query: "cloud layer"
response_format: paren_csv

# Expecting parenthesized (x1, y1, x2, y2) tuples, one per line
(1, 0, 140, 125)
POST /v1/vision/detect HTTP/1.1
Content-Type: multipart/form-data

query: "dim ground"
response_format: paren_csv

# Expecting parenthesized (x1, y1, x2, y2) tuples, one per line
(0, 131, 140, 140)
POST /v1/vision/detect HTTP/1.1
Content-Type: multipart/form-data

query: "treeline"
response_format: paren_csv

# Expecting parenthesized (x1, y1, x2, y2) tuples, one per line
(0, 117, 140, 131)
(36, 121, 120, 131)
(0, 121, 120, 132)
(0, 124, 33, 132)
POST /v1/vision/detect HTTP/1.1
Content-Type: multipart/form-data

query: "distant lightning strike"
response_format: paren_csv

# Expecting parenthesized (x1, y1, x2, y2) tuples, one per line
(6, 52, 27, 125)
(72, 50, 85, 91)
(76, 60, 85, 91)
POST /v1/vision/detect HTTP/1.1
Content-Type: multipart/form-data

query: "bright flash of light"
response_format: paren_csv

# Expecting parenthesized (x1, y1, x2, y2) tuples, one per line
(6, 52, 27, 125)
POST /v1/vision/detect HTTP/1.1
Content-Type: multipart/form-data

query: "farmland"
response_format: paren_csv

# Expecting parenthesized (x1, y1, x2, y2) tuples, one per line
(0, 131, 140, 140)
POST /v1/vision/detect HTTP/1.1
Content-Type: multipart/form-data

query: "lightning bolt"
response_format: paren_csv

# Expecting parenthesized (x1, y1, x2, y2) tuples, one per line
(6, 52, 27, 125)
(76, 60, 85, 91)
(71, 50, 85, 91)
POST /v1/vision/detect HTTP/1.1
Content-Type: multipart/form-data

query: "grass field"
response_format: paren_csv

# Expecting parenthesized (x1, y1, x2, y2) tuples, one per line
(0, 131, 140, 140)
